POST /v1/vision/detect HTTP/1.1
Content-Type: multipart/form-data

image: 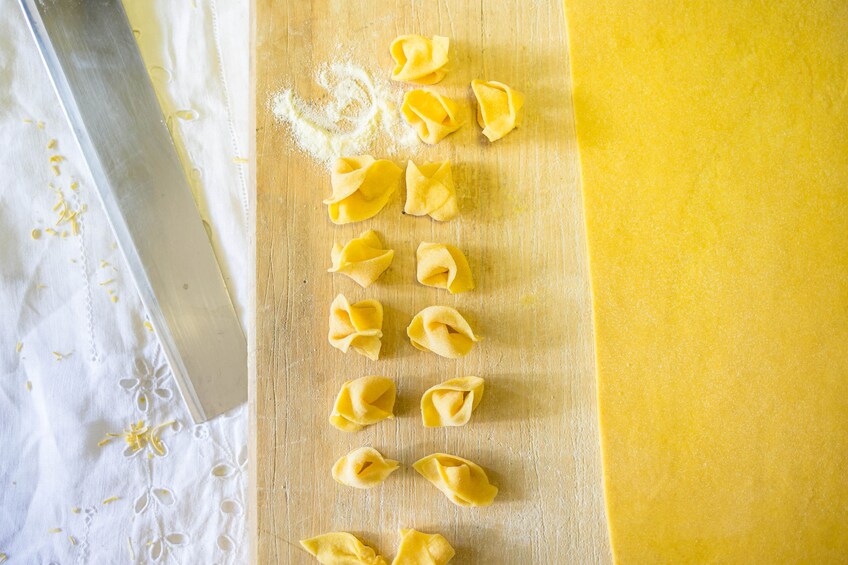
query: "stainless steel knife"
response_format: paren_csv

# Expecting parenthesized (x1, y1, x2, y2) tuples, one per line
(19, 0, 247, 423)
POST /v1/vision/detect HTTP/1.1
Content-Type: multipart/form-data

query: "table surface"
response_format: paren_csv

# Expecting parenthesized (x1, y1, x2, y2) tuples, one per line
(252, 1, 611, 562)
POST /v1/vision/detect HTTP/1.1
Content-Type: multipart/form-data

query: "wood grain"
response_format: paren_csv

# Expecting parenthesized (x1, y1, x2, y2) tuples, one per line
(252, 1, 611, 562)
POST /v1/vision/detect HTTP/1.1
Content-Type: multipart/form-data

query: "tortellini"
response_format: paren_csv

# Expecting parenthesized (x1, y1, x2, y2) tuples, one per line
(416, 242, 474, 294)
(324, 156, 402, 224)
(300, 532, 387, 565)
(401, 90, 462, 145)
(332, 446, 399, 489)
(329, 230, 394, 287)
(412, 453, 498, 507)
(471, 79, 525, 142)
(328, 294, 383, 360)
(404, 161, 458, 221)
(390, 34, 450, 85)
(330, 376, 396, 432)
(421, 376, 485, 428)
(391, 529, 455, 565)
(406, 306, 479, 358)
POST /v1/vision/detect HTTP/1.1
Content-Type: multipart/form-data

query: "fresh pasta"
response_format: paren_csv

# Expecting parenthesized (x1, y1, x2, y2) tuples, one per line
(416, 242, 474, 294)
(407, 306, 479, 358)
(332, 446, 399, 489)
(412, 453, 498, 507)
(300, 532, 387, 565)
(324, 156, 402, 224)
(390, 34, 450, 85)
(471, 80, 525, 142)
(401, 90, 462, 145)
(391, 529, 455, 565)
(328, 294, 383, 360)
(330, 376, 396, 432)
(421, 376, 484, 427)
(404, 160, 458, 221)
(329, 230, 394, 287)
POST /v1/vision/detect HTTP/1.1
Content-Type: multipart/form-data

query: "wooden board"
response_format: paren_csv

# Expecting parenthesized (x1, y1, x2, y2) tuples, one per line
(251, 1, 611, 562)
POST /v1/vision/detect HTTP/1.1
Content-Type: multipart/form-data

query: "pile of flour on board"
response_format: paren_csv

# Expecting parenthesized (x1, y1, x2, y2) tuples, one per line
(271, 59, 418, 170)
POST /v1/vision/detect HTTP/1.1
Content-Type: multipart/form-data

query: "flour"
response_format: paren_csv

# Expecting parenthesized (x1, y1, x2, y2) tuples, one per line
(271, 61, 417, 169)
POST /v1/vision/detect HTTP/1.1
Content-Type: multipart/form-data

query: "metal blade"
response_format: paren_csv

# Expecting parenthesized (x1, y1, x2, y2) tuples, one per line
(19, 0, 247, 423)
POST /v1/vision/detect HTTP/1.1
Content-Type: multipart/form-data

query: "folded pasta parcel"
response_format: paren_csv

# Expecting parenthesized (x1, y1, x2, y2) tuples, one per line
(413, 453, 498, 507)
(328, 294, 383, 360)
(471, 79, 524, 142)
(390, 34, 450, 85)
(402, 90, 462, 145)
(416, 242, 474, 294)
(407, 306, 479, 358)
(421, 376, 485, 427)
(330, 375, 396, 432)
(391, 528, 455, 565)
(324, 156, 402, 224)
(332, 446, 399, 489)
(404, 160, 458, 221)
(300, 532, 387, 565)
(329, 230, 394, 287)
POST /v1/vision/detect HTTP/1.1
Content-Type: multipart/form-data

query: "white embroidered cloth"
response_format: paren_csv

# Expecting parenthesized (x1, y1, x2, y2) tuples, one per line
(0, 0, 249, 562)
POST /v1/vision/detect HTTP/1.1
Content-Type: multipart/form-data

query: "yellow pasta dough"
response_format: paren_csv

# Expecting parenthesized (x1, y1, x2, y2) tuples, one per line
(332, 446, 399, 489)
(328, 294, 383, 360)
(324, 156, 402, 224)
(390, 34, 449, 85)
(401, 90, 462, 145)
(404, 160, 457, 221)
(300, 532, 387, 565)
(421, 376, 484, 428)
(406, 306, 479, 358)
(565, 0, 848, 561)
(412, 453, 497, 508)
(329, 230, 394, 288)
(330, 376, 396, 432)
(391, 529, 455, 565)
(470, 80, 524, 142)
(416, 242, 474, 294)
